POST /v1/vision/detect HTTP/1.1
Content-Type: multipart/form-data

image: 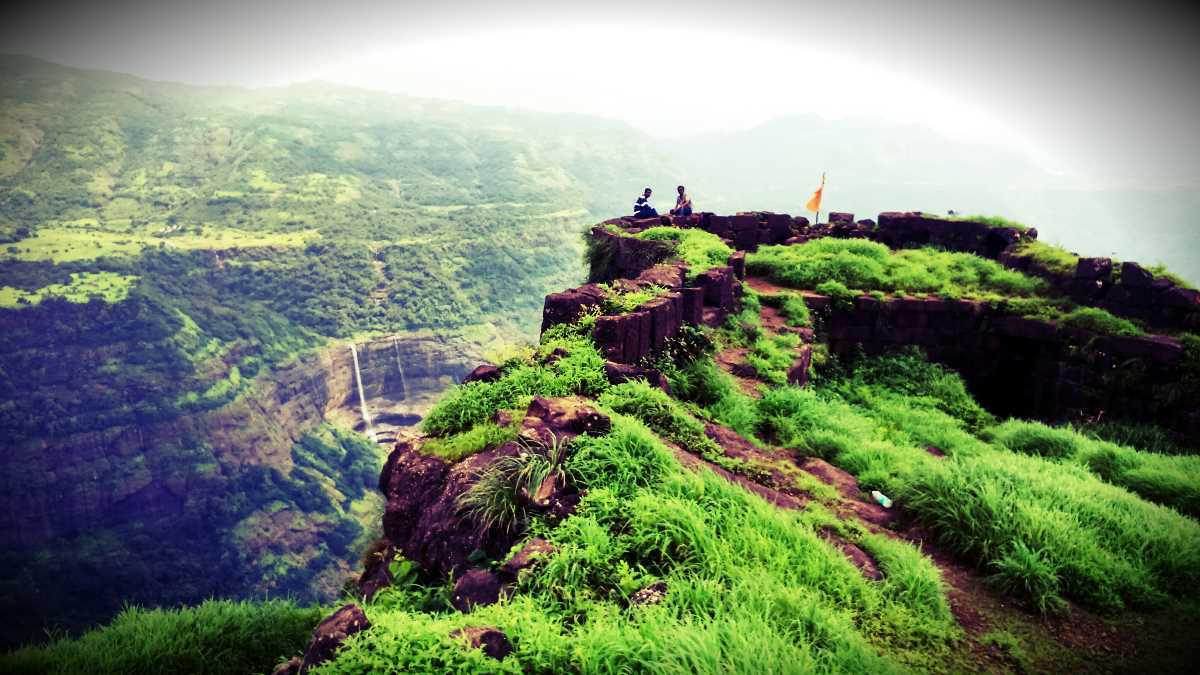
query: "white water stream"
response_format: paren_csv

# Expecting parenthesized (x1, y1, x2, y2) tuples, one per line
(349, 343, 377, 443)
(391, 336, 410, 401)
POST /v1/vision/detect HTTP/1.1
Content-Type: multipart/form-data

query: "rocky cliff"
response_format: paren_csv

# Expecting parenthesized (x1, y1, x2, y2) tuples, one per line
(0, 328, 485, 647)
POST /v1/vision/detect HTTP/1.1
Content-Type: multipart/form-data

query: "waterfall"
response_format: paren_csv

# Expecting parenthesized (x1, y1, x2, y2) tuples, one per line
(349, 343, 376, 442)
(391, 336, 410, 401)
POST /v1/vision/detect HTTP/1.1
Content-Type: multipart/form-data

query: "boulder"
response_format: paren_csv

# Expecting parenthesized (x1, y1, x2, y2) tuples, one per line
(1120, 261, 1154, 288)
(272, 657, 302, 675)
(733, 227, 759, 251)
(356, 539, 397, 600)
(1094, 335, 1184, 365)
(461, 364, 502, 385)
(1075, 257, 1113, 280)
(643, 295, 681, 349)
(298, 604, 371, 674)
(765, 213, 793, 242)
(451, 569, 509, 612)
(384, 442, 522, 577)
(634, 263, 687, 289)
(499, 537, 557, 580)
(729, 251, 747, 279)
(379, 442, 451, 542)
(701, 213, 731, 238)
(604, 361, 672, 393)
(451, 627, 514, 660)
(695, 267, 735, 309)
(593, 314, 633, 362)
(521, 396, 611, 446)
(629, 581, 669, 606)
(828, 212, 855, 225)
(680, 287, 705, 325)
(786, 345, 813, 387)
(541, 284, 605, 332)
(1161, 286, 1200, 309)
(729, 214, 758, 232)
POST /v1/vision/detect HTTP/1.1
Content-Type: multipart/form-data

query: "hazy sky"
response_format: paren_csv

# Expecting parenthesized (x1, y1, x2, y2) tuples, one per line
(4, 0, 1199, 184)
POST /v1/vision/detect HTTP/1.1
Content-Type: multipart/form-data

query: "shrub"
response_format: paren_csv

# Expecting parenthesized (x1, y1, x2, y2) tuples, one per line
(420, 421, 518, 462)
(1058, 307, 1144, 336)
(747, 240, 1045, 299)
(637, 227, 732, 277)
(1, 600, 320, 675)
(457, 433, 573, 535)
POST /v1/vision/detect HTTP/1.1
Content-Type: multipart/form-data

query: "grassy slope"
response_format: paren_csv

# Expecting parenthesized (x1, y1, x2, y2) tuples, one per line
(9, 248, 1200, 672)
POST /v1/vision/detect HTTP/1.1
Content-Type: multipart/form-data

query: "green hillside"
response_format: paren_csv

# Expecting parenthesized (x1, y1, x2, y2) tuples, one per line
(0, 55, 675, 647)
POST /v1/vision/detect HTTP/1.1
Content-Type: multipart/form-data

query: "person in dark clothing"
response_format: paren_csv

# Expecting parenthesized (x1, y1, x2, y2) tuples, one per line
(633, 187, 658, 218)
(670, 185, 693, 216)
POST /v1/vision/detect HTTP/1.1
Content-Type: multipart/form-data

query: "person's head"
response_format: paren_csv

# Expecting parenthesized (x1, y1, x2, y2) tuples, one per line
(644, 187, 652, 197)
(677, 185, 686, 195)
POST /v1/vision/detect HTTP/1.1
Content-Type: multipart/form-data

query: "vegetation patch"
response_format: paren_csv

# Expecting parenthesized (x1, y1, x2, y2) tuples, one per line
(0, 271, 138, 307)
(1010, 239, 1079, 276)
(1, 599, 321, 675)
(636, 227, 733, 277)
(985, 420, 1200, 517)
(746, 239, 1045, 299)
(1057, 306, 1144, 336)
(666, 348, 1200, 614)
(599, 283, 668, 314)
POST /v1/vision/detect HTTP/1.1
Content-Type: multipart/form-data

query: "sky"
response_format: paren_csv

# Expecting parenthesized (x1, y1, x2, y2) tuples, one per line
(3, 0, 1200, 185)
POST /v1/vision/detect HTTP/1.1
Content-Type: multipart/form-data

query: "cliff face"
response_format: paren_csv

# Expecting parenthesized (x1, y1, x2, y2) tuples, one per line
(0, 330, 484, 646)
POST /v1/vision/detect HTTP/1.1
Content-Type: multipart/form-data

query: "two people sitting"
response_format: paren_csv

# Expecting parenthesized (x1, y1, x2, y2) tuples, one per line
(633, 185, 693, 219)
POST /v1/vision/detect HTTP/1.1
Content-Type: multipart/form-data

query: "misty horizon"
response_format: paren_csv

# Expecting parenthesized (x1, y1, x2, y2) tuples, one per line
(4, 0, 1200, 187)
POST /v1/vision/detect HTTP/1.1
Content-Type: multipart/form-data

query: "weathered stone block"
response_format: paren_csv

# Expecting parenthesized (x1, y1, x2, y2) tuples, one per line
(1120, 262, 1154, 288)
(729, 214, 758, 232)
(593, 315, 628, 361)
(1075, 257, 1113, 280)
(680, 287, 705, 324)
(1094, 335, 1183, 364)
(787, 345, 813, 387)
(729, 251, 747, 279)
(995, 316, 1057, 341)
(541, 284, 605, 332)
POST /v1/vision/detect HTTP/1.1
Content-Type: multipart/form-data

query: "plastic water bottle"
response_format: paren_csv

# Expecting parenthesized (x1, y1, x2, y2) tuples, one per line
(870, 490, 893, 508)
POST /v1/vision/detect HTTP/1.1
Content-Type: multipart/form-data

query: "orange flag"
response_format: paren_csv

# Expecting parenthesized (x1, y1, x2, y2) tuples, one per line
(805, 173, 825, 214)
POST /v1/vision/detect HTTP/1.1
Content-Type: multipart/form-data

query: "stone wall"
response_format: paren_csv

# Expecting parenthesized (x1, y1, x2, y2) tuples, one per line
(542, 261, 742, 364)
(1000, 254, 1200, 333)
(873, 212, 1031, 259)
(808, 294, 1199, 435)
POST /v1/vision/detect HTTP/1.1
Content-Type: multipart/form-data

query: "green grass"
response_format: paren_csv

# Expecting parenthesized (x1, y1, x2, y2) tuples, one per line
(746, 332, 801, 386)
(636, 227, 733, 277)
(599, 380, 742, 473)
(1057, 307, 1144, 336)
(0, 271, 138, 307)
(421, 421, 519, 462)
(0, 599, 320, 675)
(747, 239, 1045, 299)
(950, 214, 1031, 231)
(1, 225, 317, 263)
(1010, 239, 1079, 276)
(421, 322, 611, 437)
(666, 347, 1200, 615)
(985, 420, 1200, 517)
(759, 291, 812, 327)
(1147, 264, 1198, 291)
(322, 412, 958, 673)
(599, 284, 668, 314)
(1080, 420, 1199, 456)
